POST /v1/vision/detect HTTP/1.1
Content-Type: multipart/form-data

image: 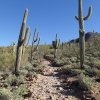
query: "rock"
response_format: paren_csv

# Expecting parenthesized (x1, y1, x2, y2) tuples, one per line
(56, 82, 60, 85)
(36, 74, 42, 79)
(49, 95, 56, 100)
(38, 96, 46, 100)
(46, 90, 51, 93)
(57, 87, 63, 91)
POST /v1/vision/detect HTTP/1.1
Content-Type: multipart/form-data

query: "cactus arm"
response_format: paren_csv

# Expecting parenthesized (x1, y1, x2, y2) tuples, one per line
(26, 32, 31, 46)
(32, 29, 39, 45)
(75, 16, 79, 20)
(32, 29, 36, 46)
(37, 37, 40, 45)
(23, 27, 30, 45)
(34, 37, 40, 51)
(84, 6, 92, 21)
(35, 32, 39, 42)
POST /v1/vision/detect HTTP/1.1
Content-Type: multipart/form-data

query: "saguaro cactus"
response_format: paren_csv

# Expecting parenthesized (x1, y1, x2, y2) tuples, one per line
(22, 31, 31, 55)
(52, 33, 60, 58)
(30, 28, 40, 61)
(75, 0, 92, 69)
(12, 42, 16, 54)
(62, 42, 64, 50)
(15, 8, 30, 75)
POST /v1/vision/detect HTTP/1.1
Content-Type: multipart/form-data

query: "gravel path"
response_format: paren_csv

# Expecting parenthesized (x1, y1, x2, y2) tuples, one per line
(28, 60, 79, 100)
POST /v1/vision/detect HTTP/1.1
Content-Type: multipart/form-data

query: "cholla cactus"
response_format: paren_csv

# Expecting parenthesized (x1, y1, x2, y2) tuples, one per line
(52, 33, 60, 58)
(75, 0, 92, 69)
(15, 8, 30, 75)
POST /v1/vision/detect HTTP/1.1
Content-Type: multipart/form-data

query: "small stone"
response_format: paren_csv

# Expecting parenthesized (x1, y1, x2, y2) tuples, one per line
(46, 90, 51, 93)
(57, 87, 63, 91)
(38, 96, 46, 100)
(49, 95, 56, 100)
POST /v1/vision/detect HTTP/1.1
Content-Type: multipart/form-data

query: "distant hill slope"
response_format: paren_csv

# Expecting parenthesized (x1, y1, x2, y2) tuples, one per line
(69, 32, 100, 43)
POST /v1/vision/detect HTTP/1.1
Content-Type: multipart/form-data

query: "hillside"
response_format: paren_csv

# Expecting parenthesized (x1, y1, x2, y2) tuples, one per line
(69, 32, 100, 43)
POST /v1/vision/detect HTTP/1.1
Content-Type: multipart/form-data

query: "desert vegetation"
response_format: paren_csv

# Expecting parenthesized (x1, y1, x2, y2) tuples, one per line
(0, 0, 100, 100)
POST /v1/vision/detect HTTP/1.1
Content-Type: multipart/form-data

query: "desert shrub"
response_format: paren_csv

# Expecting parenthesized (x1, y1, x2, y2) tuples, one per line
(93, 60, 100, 69)
(60, 65, 82, 76)
(26, 71, 37, 77)
(78, 73, 94, 91)
(24, 63, 33, 72)
(0, 88, 13, 100)
(69, 57, 78, 63)
(39, 45, 51, 57)
(85, 57, 98, 67)
(85, 67, 100, 77)
(4, 75, 25, 87)
(19, 69, 29, 76)
(24, 61, 44, 75)
(0, 88, 24, 100)
(0, 53, 15, 71)
(44, 54, 54, 61)
(52, 58, 67, 67)
(12, 84, 30, 98)
(61, 49, 72, 58)
(92, 51, 100, 57)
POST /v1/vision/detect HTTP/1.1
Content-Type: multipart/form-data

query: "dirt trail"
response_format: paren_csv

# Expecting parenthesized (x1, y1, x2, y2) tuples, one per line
(28, 60, 79, 100)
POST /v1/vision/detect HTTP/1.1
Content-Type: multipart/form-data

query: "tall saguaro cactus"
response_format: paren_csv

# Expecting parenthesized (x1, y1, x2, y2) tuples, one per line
(15, 9, 30, 75)
(75, 0, 92, 69)
(52, 33, 60, 58)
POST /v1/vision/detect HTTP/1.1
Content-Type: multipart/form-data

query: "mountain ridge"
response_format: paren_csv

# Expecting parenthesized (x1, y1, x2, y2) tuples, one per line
(69, 32, 100, 43)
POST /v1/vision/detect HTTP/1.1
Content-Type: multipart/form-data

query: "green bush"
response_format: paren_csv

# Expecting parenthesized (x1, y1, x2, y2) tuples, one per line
(52, 58, 67, 67)
(78, 73, 94, 91)
(4, 75, 25, 87)
(0, 53, 15, 71)
(0, 88, 24, 100)
(85, 67, 100, 77)
(12, 85, 29, 97)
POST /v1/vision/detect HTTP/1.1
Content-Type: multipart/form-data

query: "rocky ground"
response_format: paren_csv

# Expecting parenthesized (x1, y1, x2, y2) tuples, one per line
(27, 60, 80, 100)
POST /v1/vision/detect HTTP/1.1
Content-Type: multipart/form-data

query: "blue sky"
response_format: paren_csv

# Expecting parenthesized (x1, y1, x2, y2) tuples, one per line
(0, 0, 99, 46)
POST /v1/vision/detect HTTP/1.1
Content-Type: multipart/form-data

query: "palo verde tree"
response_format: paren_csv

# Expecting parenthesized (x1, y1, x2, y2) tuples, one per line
(75, 0, 92, 69)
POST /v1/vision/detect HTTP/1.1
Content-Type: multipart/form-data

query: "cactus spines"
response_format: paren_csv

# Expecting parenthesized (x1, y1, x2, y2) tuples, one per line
(52, 33, 60, 58)
(15, 8, 30, 75)
(75, 0, 92, 69)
